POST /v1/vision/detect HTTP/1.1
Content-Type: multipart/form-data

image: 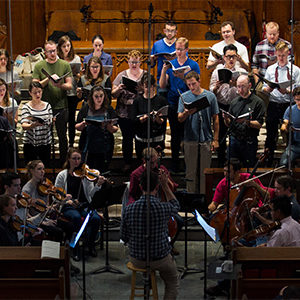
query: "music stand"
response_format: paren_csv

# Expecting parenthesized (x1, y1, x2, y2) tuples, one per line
(194, 209, 220, 299)
(89, 182, 127, 275)
(175, 191, 208, 279)
(70, 211, 91, 300)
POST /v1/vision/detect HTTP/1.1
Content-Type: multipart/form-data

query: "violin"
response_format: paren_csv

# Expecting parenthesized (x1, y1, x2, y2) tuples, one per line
(16, 193, 47, 213)
(11, 215, 39, 234)
(38, 178, 66, 201)
(231, 221, 281, 246)
(73, 163, 113, 184)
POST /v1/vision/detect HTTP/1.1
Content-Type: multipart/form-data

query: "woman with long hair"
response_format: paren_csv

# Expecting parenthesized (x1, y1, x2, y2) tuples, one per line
(0, 49, 20, 98)
(55, 148, 105, 258)
(77, 56, 112, 102)
(21, 81, 53, 167)
(76, 85, 118, 172)
(57, 35, 82, 148)
(112, 50, 144, 172)
(0, 78, 18, 127)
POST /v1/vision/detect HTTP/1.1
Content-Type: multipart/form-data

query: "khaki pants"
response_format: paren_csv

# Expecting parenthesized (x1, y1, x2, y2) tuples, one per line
(184, 141, 211, 194)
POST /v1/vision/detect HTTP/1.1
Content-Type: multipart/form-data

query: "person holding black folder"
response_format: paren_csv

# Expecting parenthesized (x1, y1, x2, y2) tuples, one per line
(76, 85, 118, 172)
(209, 44, 247, 167)
(112, 50, 144, 172)
(223, 75, 265, 168)
(178, 71, 219, 194)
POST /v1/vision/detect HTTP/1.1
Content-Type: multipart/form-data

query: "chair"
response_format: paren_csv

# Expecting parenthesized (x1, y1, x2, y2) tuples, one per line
(126, 261, 158, 300)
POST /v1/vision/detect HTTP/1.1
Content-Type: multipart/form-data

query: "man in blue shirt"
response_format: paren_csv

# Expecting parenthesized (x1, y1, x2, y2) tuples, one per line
(178, 71, 219, 194)
(280, 87, 300, 167)
(151, 22, 177, 87)
(160, 37, 200, 172)
(121, 169, 180, 299)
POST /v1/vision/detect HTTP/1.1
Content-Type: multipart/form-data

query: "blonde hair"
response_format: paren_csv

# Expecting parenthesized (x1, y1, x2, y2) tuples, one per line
(176, 37, 189, 49)
(127, 50, 142, 60)
(275, 41, 289, 52)
(266, 22, 279, 32)
(26, 160, 43, 179)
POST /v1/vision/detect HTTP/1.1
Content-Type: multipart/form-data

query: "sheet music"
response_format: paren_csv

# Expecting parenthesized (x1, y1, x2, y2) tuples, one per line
(41, 240, 60, 259)
(194, 209, 219, 242)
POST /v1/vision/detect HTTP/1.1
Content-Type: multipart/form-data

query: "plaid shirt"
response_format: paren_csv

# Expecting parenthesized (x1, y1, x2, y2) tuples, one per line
(121, 194, 180, 261)
(251, 38, 291, 76)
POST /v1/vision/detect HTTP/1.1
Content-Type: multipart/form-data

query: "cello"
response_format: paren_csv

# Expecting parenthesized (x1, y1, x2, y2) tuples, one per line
(209, 153, 267, 244)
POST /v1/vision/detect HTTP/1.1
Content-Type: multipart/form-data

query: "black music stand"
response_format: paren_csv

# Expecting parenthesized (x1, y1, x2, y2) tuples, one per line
(175, 191, 208, 279)
(89, 182, 127, 275)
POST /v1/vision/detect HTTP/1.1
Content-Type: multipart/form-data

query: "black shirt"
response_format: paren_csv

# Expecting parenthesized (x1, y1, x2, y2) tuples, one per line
(228, 93, 265, 140)
(0, 217, 19, 246)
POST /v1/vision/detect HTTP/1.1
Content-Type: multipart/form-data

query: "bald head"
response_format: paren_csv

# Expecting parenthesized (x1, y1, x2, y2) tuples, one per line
(236, 75, 251, 98)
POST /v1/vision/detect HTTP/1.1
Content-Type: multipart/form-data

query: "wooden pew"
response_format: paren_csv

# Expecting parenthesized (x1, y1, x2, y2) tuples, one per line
(0, 246, 70, 299)
(231, 247, 300, 299)
(204, 167, 300, 204)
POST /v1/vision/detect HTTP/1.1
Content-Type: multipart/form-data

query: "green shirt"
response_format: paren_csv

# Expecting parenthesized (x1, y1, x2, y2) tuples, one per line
(32, 59, 72, 110)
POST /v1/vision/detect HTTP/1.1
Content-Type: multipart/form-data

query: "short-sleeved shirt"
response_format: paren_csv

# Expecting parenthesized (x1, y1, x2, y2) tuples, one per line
(178, 89, 219, 142)
(208, 40, 249, 69)
(283, 104, 300, 143)
(151, 38, 176, 82)
(228, 94, 265, 140)
(83, 51, 113, 66)
(166, 58, 200, 106)
(32, 59, 72, 110)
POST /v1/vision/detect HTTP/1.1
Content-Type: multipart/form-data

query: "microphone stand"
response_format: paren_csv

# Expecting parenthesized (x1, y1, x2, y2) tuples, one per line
(144, 3, 154, 299)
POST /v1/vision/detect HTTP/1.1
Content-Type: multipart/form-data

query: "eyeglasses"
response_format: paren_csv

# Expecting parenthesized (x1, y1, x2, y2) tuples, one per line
(128, 61, 140, 65)
(94, 95, 104, 99)
(225, 55, 237, 60)
(90, 65, 100, 69)
(46, 49, 56, 54)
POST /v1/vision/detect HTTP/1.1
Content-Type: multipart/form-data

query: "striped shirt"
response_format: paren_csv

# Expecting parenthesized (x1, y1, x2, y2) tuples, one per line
(251, 38, 291, 76)
(21, 101, 52, 146)
(121, 194, 179, 261)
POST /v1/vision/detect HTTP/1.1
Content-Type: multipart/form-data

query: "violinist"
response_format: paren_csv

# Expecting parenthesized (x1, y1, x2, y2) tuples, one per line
(208, 158, 269, 213)
(2, 172, 21, 198)
(265, 196, 300, 247)
(22, 160, 64, 242)
(128, 147, 183, 255)
(55, 148, 104, 259)
(251, 175, 300, 225)
(0, 194, 18, 246)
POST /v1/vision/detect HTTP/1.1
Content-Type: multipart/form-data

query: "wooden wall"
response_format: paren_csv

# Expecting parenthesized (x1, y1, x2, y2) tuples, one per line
(0, 0, 298, 64)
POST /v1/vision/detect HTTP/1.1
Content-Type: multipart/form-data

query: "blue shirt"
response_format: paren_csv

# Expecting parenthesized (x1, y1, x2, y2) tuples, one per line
(283, 104, 300, 143)
(83, 51, 113, 66)
(151, 38, 176, 82)
(166, 58, 200, 106)
(178, 89, 219, 142)
(120, 195, 179, 261)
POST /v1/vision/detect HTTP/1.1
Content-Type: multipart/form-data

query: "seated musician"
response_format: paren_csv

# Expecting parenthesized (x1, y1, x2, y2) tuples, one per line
(251, 175, 300, 224)
(128, 147, 183, 255)
(121, 170, 180, 299)
(265, 195, 300, 247)
(2, 172, 22, 198)
(208, 158, 269, 213)
(21, 160, 64, 242)
(0, 194, 19, 246)
(55, 148, 104, 259)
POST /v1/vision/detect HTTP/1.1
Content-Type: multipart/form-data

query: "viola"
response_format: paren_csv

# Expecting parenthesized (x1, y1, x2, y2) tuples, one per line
(11, 215, 39, 234)
(16, 193, 47, 213)
(38, 178, 66, 201)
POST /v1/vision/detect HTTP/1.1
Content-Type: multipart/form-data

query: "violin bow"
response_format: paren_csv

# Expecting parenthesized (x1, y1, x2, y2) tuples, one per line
(231, 165, 285, 189)
(262, 163, 278, 203)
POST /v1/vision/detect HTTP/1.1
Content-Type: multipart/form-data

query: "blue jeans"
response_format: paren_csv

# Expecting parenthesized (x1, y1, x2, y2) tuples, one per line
(63, 207, 101, 246)
(228, 136, 258, 168)
(280, 142, 300, 167)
